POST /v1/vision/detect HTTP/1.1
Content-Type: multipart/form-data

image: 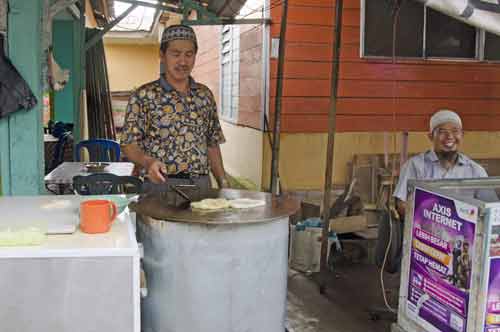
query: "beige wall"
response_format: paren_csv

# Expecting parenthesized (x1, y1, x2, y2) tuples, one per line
(220, 121, 263, 189)
(104, 43, 160, 91)
(262, 132, 500, 191)
(238, 23, 264, 129)
(191, 26, 221, 104)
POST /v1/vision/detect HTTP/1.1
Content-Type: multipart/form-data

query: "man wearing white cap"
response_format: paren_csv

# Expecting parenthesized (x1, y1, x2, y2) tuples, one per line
(121, 25, 229, 191)
(393, 109, 490, 217)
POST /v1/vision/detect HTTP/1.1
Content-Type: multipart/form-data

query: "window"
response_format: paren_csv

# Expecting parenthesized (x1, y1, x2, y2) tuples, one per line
(362, 0, 500, 61)
(425, 8, 476, 58)
(363, 0, 423, 57)
(220, 25, 240, 122)
(485, 32, 500, 61)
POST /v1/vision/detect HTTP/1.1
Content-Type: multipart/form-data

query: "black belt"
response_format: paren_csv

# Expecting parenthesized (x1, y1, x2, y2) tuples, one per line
(167, 172, 207, 179)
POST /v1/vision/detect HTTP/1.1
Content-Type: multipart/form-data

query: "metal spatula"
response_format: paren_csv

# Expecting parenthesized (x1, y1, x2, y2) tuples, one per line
(171, 185, 192, 209)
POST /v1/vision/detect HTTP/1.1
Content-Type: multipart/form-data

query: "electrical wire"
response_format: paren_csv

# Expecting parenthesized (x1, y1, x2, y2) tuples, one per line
(380, 212, 397, 313)
(379, 0, 403, 315)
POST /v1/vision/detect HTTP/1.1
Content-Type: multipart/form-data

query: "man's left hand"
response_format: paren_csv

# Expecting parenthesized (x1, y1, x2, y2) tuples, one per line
(217, 176, 230, 188)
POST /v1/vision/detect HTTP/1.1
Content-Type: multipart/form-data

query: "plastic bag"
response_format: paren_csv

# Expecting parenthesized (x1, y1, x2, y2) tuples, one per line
(0, 34, 37, 118)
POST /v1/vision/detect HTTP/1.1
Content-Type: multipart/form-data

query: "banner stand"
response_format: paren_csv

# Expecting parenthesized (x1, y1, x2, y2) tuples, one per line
(393, 177, 500, 332)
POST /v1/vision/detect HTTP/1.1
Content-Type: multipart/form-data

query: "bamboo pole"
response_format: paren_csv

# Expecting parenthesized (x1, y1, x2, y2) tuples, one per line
(269, 0, 288, 195)
(319, 0, 344, 294)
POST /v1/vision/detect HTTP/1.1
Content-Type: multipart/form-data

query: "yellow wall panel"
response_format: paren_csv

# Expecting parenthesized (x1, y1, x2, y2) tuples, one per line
(104, 43, 160, 91)
(262, 132, 500, 191)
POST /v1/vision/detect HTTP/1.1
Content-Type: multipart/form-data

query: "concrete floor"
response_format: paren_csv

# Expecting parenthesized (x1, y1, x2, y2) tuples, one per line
(286, 264, 401, 332)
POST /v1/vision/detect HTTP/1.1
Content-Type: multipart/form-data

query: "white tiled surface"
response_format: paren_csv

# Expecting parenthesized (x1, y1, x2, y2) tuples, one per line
(0, 195, 138, 258)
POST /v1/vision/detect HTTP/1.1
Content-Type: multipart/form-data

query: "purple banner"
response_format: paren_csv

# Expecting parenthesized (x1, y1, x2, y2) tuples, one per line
(407, 188, 477, 332)
(484, 259, 500, 331)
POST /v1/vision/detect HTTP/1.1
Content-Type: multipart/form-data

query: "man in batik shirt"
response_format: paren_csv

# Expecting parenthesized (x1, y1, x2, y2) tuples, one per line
(121, 25, 229, 191)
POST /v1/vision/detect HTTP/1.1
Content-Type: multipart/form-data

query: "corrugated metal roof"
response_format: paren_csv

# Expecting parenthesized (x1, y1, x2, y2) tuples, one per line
(110, 0, 248, 32)
(112, 0, 159, 32)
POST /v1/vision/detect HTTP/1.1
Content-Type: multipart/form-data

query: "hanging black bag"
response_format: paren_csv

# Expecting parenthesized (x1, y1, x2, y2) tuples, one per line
(0, 34, 37, 118)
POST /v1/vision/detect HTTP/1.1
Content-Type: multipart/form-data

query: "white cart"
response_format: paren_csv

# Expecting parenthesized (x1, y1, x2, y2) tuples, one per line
(0, 195, 140, 332)
(393, 178, 500, 332)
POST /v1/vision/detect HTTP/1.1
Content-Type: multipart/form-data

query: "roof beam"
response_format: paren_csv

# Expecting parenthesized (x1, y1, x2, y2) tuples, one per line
(115, 0, 181, 13)
(184, 18, 271, 25)
(85, 3, 138, 51)
(67, 4, 81, 18)
(179, 0, 270, 26)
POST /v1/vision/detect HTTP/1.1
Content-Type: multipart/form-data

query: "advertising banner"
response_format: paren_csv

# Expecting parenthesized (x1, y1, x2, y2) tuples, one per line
(485, 258, 500, 332)
(407, 188, 478, 332)
(483, 208, 500, 332)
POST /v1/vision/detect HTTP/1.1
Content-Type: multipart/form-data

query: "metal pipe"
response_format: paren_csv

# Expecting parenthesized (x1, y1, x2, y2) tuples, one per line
(415, 0, 500, 36)
(269, 0, 288, 195)
(319, 0, 343, 293)
(413, 176, 500, 187)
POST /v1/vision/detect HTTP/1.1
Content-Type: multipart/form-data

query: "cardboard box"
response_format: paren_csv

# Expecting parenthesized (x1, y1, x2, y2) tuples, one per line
(289, 226, 332, 273)
(329, 215, 368, 234)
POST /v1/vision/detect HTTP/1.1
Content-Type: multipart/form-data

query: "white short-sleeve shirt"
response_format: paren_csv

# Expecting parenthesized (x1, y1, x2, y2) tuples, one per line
(393, 150, 492, 202)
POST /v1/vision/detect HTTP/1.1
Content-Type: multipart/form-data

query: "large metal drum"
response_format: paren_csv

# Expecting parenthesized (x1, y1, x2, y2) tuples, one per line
(132, 189, 299, 332)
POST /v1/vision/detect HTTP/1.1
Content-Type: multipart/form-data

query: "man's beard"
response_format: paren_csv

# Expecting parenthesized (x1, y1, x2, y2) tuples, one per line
(436, 150, 458, 162)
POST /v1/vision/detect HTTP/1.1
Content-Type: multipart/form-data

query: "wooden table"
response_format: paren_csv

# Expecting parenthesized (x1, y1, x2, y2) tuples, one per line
(44, 162, 135, 193)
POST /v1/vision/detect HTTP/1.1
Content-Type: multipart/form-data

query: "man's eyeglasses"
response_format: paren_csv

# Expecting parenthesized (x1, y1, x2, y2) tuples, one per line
(434, 128, 463, 137)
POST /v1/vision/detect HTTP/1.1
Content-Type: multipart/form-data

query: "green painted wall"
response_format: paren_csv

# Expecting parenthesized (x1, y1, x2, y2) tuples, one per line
(51, 7, 84, 140)
(53, 20, 75, 123)
(0, 0, 44, 195)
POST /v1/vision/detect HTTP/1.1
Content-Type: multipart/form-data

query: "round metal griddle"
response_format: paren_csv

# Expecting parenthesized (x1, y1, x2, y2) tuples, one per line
(130, 189, 300, 225)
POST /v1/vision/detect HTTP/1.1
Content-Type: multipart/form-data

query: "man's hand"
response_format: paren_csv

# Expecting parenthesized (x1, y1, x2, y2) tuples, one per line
(396, 199, 406, 221)
(146, 159, 167, 184)
(122, 144, 167, 184)
(208, 145, 229, 188)
(217, 175, 230, 189)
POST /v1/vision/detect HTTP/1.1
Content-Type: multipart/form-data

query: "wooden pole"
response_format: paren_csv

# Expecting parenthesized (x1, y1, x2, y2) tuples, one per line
(319, 0, 344, 293)
(270, 0, 288, 195)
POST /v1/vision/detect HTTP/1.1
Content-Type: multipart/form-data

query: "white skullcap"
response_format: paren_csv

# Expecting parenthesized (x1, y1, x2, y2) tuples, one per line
(430, 110, 462, 133)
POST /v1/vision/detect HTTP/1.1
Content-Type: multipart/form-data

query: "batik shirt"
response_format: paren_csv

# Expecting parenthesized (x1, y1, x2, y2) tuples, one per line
(121, 76, 225, 175)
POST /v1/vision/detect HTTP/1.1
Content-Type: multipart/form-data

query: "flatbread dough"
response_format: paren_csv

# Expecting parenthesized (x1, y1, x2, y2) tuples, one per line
(191, 198, 231, 210)
(229, 198, 266, 209)
(190, 198, 266, 210)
